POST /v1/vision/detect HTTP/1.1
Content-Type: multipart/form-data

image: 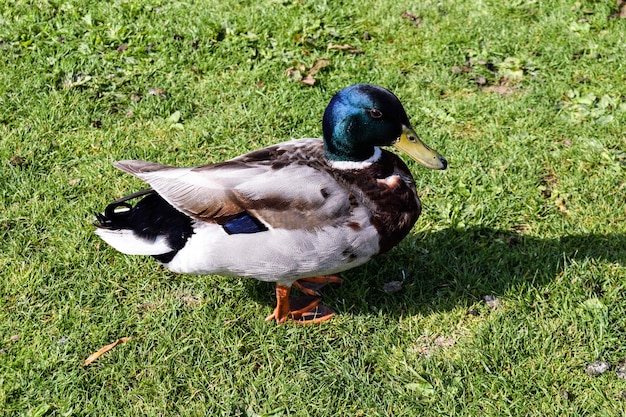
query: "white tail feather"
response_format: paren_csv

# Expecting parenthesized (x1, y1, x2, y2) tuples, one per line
(95, 229, 173, 256)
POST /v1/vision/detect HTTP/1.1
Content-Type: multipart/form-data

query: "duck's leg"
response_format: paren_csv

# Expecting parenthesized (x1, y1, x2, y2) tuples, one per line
(265, 284, 336, 324)
(265, 285, 295, 324)
(293, 275, 344, 297)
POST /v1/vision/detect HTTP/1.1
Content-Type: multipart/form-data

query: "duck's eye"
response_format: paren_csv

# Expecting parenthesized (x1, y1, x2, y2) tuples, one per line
(407, 134, 417, 143)
(367, 108, 383, 119)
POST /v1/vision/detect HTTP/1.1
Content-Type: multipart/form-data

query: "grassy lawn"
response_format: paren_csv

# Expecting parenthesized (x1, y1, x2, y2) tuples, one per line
(1, 0, 625, 415)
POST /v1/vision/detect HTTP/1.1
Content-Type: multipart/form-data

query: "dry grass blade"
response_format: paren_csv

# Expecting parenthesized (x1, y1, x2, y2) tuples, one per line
(83, 337, 132, 366)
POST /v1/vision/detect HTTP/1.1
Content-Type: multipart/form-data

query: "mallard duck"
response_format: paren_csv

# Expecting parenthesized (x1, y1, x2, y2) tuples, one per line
(95, 84, 447, 324)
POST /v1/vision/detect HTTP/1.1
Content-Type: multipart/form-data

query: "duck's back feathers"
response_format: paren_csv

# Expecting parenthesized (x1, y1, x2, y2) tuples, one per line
(114, 139, 351, 231)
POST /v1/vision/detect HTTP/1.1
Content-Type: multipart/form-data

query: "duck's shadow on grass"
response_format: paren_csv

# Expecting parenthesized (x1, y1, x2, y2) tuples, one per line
(247, 227, 626, 318)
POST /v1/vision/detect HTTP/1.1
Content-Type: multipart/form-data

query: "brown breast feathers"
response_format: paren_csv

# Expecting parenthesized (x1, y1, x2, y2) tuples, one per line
(332, 150, 421, 253)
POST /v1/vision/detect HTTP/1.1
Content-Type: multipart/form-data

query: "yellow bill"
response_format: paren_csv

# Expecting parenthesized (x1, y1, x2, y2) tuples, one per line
(393, 125, 447, 170)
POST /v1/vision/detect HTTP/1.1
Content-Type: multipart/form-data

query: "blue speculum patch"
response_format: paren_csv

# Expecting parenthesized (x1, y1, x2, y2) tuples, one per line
(222, 212, 268, 235)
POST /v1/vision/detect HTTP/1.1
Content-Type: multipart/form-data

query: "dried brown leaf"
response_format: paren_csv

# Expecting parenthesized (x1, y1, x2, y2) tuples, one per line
(616, 361, 626, 379)
(83, 337, 132, 366)
(542, 171, 558, 185)
(286, 67, 302, 82)
(412, 335, 456, 358)
(328, 43, 363, 54)
(475, 75, 487, 86)
(401, 11, 423, 27)
(328, 43, 352, 51)
(9, 155, 26, 166)
(308, 58, 330, 76)
(148, 87, 167, 98)
(484, 85, 516, 96)
(451, 65, 472, 73)
(300, 75, 316, 86)
(288, 59, 330, 86)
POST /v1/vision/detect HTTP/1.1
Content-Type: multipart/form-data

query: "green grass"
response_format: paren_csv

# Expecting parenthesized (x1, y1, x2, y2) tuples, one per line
(1, 0, 625, 415)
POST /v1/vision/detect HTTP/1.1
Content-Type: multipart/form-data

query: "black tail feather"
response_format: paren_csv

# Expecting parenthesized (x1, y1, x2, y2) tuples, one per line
(94, 189, 194, 263)
(94, 188, 155, 229)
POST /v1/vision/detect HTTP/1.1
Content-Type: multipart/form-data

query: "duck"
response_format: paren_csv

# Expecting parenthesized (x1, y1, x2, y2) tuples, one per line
(94, 84, 447, 324)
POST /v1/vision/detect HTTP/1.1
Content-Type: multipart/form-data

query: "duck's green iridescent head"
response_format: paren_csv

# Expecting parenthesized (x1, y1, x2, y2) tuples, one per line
(322, 84, 447, 170)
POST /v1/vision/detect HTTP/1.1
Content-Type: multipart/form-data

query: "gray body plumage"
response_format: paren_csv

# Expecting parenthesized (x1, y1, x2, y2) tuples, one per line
(96, 139, 390, 286)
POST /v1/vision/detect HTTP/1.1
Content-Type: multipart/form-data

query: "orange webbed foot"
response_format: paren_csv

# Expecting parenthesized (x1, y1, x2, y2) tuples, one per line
(288, 296, 335, 324)
(265, 284, 336, 324)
